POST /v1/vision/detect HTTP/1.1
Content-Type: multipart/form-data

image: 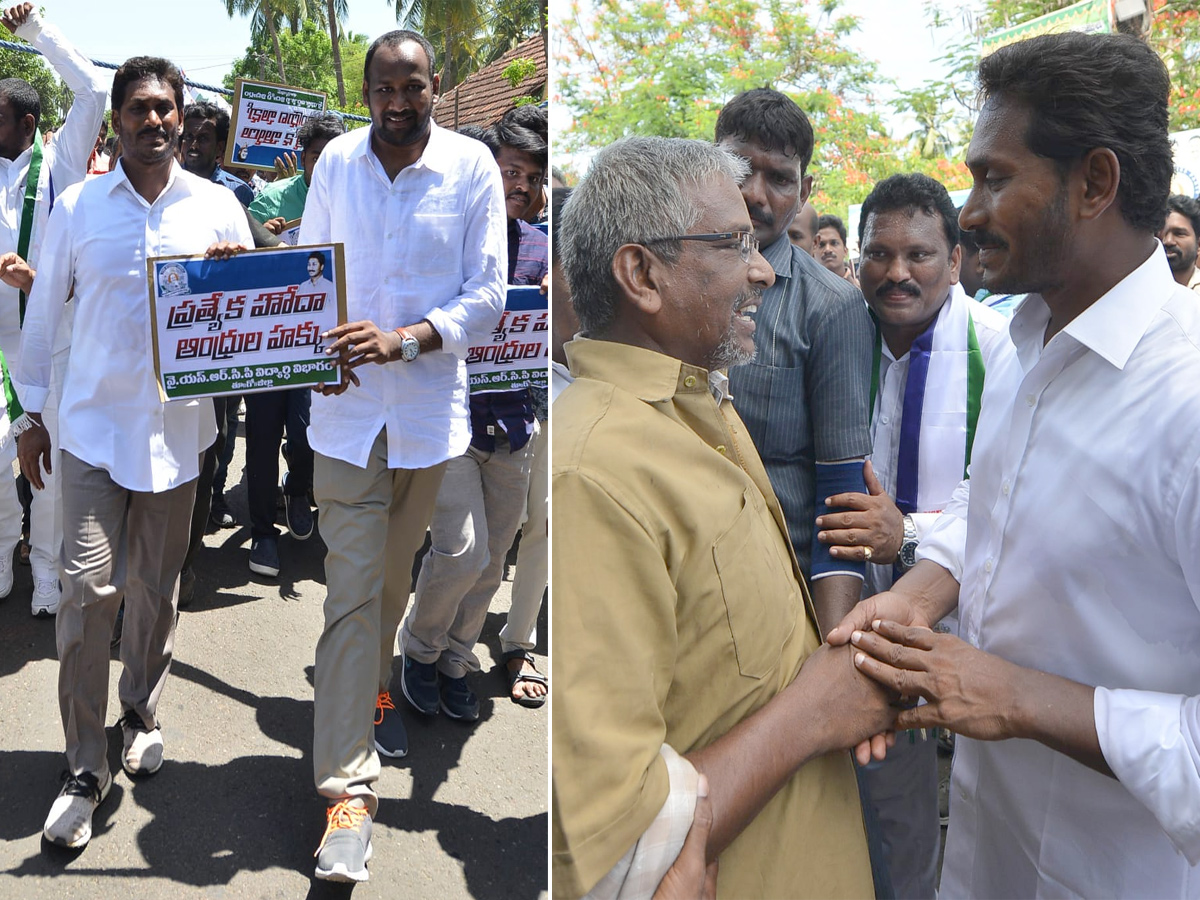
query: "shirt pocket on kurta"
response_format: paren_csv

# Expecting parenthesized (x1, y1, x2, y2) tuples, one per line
(712, 488, 799, 679)
(406, 213, 462, 278)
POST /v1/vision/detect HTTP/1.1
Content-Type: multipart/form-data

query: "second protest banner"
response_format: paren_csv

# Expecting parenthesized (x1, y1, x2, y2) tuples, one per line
(226, 78, 327, 172)
(466, 286, 548, 394)
(148, 244, 347, 399)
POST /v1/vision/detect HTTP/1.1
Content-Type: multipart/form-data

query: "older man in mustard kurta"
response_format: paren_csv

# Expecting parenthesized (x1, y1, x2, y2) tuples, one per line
(552, 136, 896, 899)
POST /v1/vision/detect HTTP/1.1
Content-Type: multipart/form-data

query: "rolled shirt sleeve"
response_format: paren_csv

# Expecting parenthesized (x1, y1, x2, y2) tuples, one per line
(13, 196, 73, 414)
(1094, 455, 1200, 864)
(915, 474, 970, 583)
(422, 152, 507, 357)
(17, 9, 108, 188)
(1094, 689, 1200, 864)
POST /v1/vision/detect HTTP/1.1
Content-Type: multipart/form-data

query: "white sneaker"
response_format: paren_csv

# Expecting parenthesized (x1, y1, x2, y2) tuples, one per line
(0, 551, 12, 599)
(43, 770, 111, 848)
(31, 576, 60, 617)
(120, 711, 164, 776)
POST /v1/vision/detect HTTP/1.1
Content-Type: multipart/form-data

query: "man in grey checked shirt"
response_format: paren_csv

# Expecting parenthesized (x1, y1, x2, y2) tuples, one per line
(717, 88, 875, 636)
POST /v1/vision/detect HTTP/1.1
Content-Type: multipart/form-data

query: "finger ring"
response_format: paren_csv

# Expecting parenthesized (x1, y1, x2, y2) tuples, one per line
(863, 547, 873, 561)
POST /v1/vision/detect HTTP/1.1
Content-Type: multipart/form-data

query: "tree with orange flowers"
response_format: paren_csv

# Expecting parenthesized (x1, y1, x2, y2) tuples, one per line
(556, 0, 962, 216)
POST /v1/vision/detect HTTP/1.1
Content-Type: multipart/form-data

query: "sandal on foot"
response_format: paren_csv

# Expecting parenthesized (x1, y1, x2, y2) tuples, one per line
(501, 650, 547, 709)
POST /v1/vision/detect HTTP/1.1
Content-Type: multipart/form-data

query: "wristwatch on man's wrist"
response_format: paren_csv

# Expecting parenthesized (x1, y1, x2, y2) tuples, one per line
(898, 514, 919, 571)
(395, 327, 420, 362)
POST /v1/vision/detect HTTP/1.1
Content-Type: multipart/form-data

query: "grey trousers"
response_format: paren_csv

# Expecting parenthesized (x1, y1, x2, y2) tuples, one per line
(401, 432, 533, 679)
(502, 419, 546, 655)
(312, 430, 446, 814)
(860, 730, 940, 899)
(56, 451, 196, 778)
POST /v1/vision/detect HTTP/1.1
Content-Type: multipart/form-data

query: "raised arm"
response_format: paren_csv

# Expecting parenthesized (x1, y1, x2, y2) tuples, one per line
(8, 4, 108, 185)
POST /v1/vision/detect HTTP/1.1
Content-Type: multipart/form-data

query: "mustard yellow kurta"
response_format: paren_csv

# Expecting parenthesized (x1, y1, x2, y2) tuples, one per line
(552, 338, 873, 900)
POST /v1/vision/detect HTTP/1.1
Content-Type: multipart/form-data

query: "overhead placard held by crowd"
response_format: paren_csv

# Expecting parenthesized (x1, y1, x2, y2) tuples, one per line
(226, 78, 328, 173)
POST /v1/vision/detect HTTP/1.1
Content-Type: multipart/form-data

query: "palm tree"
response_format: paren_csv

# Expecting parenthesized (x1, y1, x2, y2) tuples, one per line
(392, 0, 484, 93)
(223, 0, 288, 82)
(326, 0, 347, 107)
(479, 0, 538, 64)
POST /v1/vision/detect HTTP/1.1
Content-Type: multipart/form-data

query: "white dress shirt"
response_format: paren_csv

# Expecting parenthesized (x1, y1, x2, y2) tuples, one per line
(867, 286, 1013, 599)
(14, 160, 252, 492)
(919, 247, 1200, 897)
(551, 359, 574, 404)
(300, 122, 507, 470)
(0, 7, 107, 363)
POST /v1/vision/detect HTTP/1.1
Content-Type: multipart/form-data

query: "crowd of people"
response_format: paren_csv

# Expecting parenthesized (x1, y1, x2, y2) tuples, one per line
(0, 2, 546, 885)
(553, 26, 1200, 900)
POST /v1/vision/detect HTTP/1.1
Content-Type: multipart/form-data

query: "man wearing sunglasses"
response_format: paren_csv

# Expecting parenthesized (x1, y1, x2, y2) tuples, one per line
(714, 88, 875, 639)
(552, 136, 896, 900)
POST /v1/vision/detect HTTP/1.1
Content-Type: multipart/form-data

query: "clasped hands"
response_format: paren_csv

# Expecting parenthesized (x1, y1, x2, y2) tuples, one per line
(826, 590, 1020, 765)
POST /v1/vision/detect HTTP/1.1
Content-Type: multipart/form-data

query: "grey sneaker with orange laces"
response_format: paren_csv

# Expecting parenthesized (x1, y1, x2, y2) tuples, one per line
(314, 799, 373, 882)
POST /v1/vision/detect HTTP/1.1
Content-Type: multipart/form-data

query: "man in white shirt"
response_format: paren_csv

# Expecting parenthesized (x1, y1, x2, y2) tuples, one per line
(830, 32, 1200, 897)
(298, 29, 505, 883)
(14, 56, 252, 851)
(816, 172, 1013, 898)
(0, 1, 107, 617)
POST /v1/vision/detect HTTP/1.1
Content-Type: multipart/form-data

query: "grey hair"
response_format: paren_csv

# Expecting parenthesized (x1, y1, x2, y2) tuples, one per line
(561, 136, 749, 335)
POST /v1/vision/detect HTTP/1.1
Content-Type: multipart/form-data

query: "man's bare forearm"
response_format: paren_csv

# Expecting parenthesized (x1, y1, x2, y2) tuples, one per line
(1009, 666, 1112, 777)
(684, 645, 894, 860)
(891, 559, 961, 626)
(812, 574, 863, 638)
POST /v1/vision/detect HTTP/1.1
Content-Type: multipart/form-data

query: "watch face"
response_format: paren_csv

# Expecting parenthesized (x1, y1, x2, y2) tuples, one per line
(900, 542, 918, 569)
(401, 337, 419, 361)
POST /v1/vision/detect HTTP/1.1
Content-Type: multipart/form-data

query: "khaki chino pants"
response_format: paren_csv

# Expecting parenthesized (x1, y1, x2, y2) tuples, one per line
(312, 429, 446, 814)
(56, 451, 195, 779)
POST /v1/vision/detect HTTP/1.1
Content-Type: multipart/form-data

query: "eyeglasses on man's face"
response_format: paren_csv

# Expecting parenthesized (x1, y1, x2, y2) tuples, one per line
(641, 231, 760, 263)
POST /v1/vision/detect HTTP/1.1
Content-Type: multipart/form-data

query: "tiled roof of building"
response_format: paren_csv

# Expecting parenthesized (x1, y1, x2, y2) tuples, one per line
(433, 33, 546, 131)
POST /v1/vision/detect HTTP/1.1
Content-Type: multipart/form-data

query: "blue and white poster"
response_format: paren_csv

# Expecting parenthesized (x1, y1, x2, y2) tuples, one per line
(466, 286, 548, 394)
(148, 243, 347, 399)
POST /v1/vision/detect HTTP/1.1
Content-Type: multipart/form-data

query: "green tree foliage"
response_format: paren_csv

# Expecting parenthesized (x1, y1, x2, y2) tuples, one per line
(224, 0, 289, 82)
(1153, 0, 1200, 131)
(556, 0, 970, 216)
(392, 0, 540, 92)
(926, 0, 1200, 132)
(0, 45, 72, 133)
(225, 19, 370, 120)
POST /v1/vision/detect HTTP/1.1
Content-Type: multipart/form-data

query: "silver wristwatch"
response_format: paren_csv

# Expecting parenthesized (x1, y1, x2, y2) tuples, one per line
(396, 327, 420, 362)
(898, 514, 919, 572)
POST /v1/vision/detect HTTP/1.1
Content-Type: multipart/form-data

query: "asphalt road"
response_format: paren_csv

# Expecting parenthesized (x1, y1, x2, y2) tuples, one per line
(0, 421, 549, 900)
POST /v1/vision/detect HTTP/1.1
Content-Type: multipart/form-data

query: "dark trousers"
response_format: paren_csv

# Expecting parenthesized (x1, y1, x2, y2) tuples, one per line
(182, 397, 227, 574)
(212, 395, 241, 498)
(245, 388, 313, 540)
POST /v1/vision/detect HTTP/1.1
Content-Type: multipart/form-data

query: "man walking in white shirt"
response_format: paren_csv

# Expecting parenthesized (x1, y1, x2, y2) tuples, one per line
(298, 30, 505, 882)
(830, 32, 1200, 897)
(0, 1, 107, 617)
(15, 56, 251, 850)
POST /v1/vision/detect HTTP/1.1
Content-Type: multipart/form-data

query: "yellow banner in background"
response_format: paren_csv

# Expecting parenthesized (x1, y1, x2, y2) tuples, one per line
(981, 0, 1112, 56)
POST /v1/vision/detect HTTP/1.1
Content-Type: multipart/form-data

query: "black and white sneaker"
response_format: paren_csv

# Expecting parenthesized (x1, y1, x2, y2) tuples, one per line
(43, 770, 111, 848)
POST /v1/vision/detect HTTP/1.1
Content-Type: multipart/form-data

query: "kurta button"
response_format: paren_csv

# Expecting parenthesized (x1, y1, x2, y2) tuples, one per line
(683, 375, 696, 387)
(716, 445, 726, 454)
